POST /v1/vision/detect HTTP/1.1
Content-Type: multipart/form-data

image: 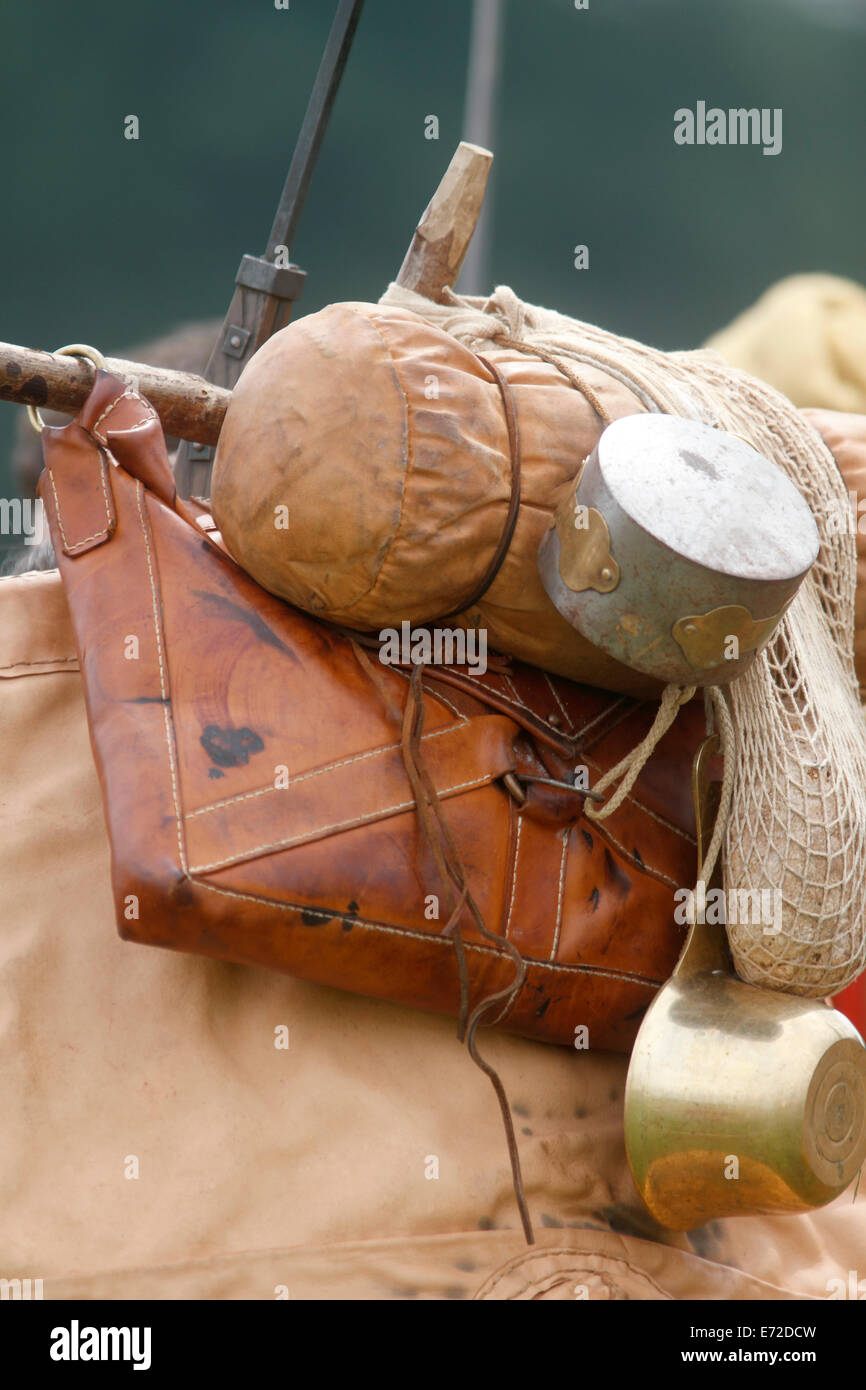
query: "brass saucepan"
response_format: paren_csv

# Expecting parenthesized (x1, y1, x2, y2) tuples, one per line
(624, 734, 866, 1230)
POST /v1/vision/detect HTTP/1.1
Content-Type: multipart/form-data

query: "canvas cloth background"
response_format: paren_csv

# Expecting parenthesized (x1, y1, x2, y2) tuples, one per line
(1, 570, 864, 1301)
(707, 274, 866, 415)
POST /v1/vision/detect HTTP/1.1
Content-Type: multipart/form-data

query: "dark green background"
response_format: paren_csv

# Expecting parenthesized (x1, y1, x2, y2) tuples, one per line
(2, 0, 865, 558)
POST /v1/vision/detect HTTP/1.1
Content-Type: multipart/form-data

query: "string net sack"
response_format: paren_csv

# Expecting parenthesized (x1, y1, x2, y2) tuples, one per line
(380, 282, 866, 998)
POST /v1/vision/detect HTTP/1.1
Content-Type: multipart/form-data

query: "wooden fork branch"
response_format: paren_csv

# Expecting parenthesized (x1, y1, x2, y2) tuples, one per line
(0, 343, 230, 445)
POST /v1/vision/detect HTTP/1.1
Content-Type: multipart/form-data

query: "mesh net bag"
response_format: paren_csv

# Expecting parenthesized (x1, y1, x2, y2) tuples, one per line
(380, 282, 866, 997)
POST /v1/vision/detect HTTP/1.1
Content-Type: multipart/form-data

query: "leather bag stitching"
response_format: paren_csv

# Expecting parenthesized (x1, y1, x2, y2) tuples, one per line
(46, 452, 113, 553)
(550, 829, 570, 962)
(184, 868, 668, 986)
(186, 718, 469, 819)
(91, 388, 151, 444)
(503, 813, 523, 943)
(187, 770, 498, 874)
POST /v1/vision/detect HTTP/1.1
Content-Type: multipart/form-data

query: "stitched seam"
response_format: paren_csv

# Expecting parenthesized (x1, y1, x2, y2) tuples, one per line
(583, 752, 696, 845)
(572, 697, 629, 741)
(478, 1249, 675, 1301)
(502, 672, 531, 712)
(590, 818, 680, 891)
(135, 479, 187, 873)
(136, 482, 168, 701)
(543, 671, 574, 732)
(0, 655, 78, 670)
(188, 772, 495, 874)
(162, 704, 187, 872)
(580, 700, 647, 753)
(187, 874, 666, 985)
(187, 720, 466, 819)
(445, 670, 541, 724)
(503, 814, 523, 942)
(46, 458, 111, 551)
(550, 829, 570, 962)
(91, 388, 152, 444)
(389, 666, 471, 723)
(411, 677, 469, 724)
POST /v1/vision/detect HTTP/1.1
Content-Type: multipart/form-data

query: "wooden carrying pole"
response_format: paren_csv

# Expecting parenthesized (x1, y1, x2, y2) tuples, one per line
(0, 344, 230, 446)
(0, 141, 492, 444)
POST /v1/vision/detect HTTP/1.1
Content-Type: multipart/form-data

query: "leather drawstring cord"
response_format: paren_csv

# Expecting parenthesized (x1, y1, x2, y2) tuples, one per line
(493, 337, 613, 428)
(435, 346, 609, 626)
(398, 661, 534, 1245)
(436, 355, 522, 622)
(349, 639, 535, 1238)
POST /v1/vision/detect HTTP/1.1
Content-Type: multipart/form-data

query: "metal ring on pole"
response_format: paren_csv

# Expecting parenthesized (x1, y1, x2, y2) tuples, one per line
(26, 343, 107, 435)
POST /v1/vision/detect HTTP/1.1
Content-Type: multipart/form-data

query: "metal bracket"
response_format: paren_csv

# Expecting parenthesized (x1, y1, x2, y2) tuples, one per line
(235, 254, 306, 301)
(222, 325, 252, 361)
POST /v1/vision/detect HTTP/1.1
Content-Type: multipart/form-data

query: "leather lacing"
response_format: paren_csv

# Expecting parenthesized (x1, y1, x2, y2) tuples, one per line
(350, 639, 535, 1244)
(435, 355, 522, 622)
(436, 348, 609, 623)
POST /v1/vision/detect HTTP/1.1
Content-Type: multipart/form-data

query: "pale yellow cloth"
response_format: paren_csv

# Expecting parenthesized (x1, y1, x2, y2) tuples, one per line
(706, 273, 866, 413)
(1, 570, 864, 1300)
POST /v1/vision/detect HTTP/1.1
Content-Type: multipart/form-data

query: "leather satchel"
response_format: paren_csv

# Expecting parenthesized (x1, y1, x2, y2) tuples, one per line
(39, 369, 704, 1055)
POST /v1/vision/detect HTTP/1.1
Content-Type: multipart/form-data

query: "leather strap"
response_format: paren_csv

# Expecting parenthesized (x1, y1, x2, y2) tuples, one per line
(437, 355, 522, 621)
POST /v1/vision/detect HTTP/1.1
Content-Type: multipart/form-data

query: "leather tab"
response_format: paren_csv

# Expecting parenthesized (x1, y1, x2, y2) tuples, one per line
(39, 421, 116, 557)
(80, 370, 178, 509)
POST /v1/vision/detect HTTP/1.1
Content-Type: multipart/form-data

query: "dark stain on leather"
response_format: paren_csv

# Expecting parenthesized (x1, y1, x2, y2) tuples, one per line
(131, 695, 169, 703)
(541, 1212, 564, 1228)
(301, 907, 331, 926)
(581, 827, 594, 850)
(208, 767, 225, 779)
(192, 588, 301, 662)
(200, 724, 264, 768)
(535, 997, 551, 1019)
(169, 874, 195, 908)
(521, 1126, 533, 1136)
(512, 1101, 530, 1117)
(589, 886, 600, 911)
(6, 361, 21, 377)
(603, 848, 631, 895)
(633, 846, 645, 867)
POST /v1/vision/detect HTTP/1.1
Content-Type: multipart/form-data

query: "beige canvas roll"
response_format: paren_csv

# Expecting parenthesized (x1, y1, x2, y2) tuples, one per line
(707, 273, 866, 414)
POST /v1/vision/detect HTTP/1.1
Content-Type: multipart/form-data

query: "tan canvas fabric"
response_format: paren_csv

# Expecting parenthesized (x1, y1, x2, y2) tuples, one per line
(706, 273, 866, 414)
(1, 569, 864, 1300)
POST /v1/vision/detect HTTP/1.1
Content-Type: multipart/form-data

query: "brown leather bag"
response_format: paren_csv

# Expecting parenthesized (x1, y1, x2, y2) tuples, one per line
(39, 369, 703, 1056)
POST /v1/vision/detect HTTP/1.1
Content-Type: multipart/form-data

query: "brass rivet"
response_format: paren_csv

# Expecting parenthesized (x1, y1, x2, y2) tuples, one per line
(600, 567, 612, 583)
